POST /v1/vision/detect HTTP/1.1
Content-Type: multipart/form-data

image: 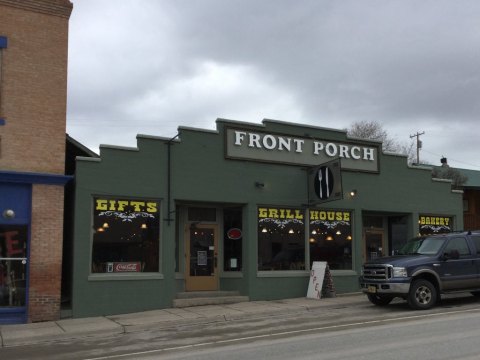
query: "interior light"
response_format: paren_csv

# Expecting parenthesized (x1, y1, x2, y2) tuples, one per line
(97, 227, 105, 232)
(309, 238, 316, 243)
(262, 228, 268, 233)
(326, 235, 334, 241)
(336, 230, 341, 235)
(141, 223, 147, 229)
(288, 229, 294, 234)
(311, 230, 317, 235)
(350, 189, 357, 197)
(102, 222, 109, 229)
(347, 235, 352, 240)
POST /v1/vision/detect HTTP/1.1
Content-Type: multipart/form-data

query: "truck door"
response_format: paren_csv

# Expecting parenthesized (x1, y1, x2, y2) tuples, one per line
(440, 236, 477, 290)
(469, 235, 480, 288)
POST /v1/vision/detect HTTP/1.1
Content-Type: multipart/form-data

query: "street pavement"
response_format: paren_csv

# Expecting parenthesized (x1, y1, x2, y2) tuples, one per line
(0, 293, 367, 348)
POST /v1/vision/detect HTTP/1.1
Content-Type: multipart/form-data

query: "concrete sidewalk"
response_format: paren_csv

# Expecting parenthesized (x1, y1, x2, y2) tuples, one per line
(0, 293, 366, 347)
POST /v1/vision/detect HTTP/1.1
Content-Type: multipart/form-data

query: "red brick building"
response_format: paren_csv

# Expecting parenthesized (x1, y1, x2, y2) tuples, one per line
(0, 0, 73, 324)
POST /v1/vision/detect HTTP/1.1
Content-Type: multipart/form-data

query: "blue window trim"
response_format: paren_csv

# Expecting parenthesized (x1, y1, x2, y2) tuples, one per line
(0, 36, 7, 49)
(0, 118, 5, 126)
(0, 170, 72, 185)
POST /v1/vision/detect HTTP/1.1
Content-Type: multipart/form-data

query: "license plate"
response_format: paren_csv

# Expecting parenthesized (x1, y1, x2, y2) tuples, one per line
(367, 285, 377, 293)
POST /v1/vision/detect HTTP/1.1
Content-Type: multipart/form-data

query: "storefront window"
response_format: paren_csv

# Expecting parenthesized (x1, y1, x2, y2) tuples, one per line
(419, 215, 453, 236)
(309, 209, 353, 270)
(91, 197, 160, 273)
(223, 207, 243, 271)
(0, 226, 27, 307)
(258, 207, 305, 271)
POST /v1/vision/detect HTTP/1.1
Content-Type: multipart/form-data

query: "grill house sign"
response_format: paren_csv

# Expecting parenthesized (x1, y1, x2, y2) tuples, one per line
(226, 128, 379, 172)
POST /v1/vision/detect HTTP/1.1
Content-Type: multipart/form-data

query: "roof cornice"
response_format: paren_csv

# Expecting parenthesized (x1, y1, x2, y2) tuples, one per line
(0, 0, 73, 19)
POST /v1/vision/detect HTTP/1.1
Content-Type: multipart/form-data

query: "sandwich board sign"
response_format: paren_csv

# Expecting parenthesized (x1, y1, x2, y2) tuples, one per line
(307, 261, 327, 299)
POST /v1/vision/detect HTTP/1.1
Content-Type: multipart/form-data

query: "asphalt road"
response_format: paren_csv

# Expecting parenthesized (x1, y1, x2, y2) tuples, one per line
(153, 308, 480, 360)
(2, 294, 480, 360)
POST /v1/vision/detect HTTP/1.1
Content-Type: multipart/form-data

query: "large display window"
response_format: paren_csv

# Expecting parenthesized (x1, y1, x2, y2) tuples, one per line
(223, 207, 243, 271)
(91, 197, 160, 273)
(258, 207, 305, 271)
(309, 209, 353, 270)
(419, 215, 453, 236)
(0, 226, 27, 307)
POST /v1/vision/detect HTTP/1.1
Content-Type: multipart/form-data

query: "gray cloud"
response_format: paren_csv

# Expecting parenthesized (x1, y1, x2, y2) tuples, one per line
(67, 0, 480, 169)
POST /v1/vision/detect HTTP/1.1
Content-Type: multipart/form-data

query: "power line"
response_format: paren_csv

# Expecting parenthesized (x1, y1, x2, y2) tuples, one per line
(421, 149, 480, 169)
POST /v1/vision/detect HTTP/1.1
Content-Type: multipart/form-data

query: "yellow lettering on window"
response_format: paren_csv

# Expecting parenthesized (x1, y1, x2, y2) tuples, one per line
(258, 208, 268, 218)
(96, 199, 108, 211)
(146, 202, 157, 213)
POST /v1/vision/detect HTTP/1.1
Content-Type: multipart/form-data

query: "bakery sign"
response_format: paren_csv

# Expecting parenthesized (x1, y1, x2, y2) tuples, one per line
(225, 128, 379, 172)
(419, 215, 453, 234)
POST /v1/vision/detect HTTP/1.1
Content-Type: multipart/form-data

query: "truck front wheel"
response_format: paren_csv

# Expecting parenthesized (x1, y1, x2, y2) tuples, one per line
(408, 279, 437, 310)
(367, 293, 393, 306)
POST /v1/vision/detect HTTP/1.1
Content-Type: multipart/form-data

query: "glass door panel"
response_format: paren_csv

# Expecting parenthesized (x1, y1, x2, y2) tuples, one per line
(365, 230, 385, 261)
(0, 226, 28, 308)
(185, 224, 218, 291)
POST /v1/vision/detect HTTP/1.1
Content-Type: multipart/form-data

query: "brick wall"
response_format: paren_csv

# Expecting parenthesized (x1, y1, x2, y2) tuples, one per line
(28, 184, 65, 322)
(0, 1, 71, 174)
(0, 0, 72, 323)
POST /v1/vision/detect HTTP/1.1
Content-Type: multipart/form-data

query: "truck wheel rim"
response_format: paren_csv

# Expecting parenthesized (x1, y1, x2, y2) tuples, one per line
(415, 285, 431, 304)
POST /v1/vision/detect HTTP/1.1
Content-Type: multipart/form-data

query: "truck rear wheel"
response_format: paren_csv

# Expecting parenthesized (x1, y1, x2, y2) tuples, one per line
(408, 279, 437, 310)
(367, 293, 393, 306)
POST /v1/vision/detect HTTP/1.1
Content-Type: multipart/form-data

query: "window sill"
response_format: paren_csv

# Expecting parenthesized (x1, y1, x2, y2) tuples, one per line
(88, 273, 164, 281)
(257, 270, 309, 278)
(330, 270, 357, 276)
(221, 272, 243, 278)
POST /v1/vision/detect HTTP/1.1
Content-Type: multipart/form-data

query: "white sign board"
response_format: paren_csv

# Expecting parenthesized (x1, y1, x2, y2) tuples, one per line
(307, 261, 327, 299)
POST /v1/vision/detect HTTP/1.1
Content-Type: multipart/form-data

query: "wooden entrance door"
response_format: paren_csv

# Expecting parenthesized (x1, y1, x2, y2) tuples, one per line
(185, 224, 219, 291)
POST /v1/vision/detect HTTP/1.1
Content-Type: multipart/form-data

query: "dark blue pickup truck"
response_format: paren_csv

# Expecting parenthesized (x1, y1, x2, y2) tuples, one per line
(359, 231, 480, 309)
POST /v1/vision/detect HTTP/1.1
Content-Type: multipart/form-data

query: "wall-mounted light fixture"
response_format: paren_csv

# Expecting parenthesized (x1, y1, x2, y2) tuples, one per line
(2, 209, 15, 219)
(255, 181, 265, 188)
(349, 189, 357, 197)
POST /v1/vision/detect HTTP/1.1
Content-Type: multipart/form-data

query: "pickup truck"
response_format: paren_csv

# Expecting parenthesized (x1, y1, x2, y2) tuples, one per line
(359, 231, 480, 309)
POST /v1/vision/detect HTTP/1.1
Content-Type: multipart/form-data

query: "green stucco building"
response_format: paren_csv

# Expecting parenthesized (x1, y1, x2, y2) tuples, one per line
(71, 119, 463, 317)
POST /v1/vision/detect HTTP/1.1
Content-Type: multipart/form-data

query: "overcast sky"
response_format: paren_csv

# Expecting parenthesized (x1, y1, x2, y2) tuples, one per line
(67, 1, 480, 169)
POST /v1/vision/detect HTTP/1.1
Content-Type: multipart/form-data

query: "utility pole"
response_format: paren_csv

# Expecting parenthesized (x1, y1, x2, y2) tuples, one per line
(410, 131, 425, 164)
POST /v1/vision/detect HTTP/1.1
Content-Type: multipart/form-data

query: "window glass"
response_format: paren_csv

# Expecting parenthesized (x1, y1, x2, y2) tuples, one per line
(400, 237, 445, 255)
(309, 209, 353, 270)
(258, 207, 305, 271)
(471, 236, 480, 254)
(363, 216, 383, 228)
(188, 207, 216, 222)
(91, 197, 160, 273)
(419, 215, 452, 235)
(223, 207, 243, 271)
(444, 237, 470, 256)
(0, 226, 27, 307)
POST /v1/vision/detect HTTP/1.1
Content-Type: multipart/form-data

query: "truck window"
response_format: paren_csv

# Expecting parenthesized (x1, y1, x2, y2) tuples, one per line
(444, 237, 470, 256)
(470, 235, 480, 254)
